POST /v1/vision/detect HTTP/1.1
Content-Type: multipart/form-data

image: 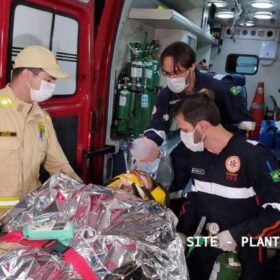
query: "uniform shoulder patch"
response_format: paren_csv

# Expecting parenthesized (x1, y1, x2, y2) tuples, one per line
(229, 86, 240, 96)
(270, 169, 280, 183)
(0, 96, 14, 107)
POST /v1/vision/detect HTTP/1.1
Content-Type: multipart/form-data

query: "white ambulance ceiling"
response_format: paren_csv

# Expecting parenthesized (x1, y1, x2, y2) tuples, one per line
(160, 0, 280, 28)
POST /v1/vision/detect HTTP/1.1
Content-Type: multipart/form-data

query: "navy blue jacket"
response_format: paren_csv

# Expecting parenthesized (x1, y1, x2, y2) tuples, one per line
(182, 135, 280, 243)
(144, 69, 255, 146)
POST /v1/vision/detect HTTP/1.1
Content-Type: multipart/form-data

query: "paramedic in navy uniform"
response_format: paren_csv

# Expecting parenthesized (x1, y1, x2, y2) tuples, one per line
(132, 41, 255, 218)
(173, 92, 280, 280)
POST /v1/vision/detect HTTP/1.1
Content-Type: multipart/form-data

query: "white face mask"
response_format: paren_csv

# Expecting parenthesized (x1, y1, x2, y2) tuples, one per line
(166, 76, 187, 93)
(29, 78, 56, 102)
(166, 70, 192, 93)
(180, 125, 205, 152)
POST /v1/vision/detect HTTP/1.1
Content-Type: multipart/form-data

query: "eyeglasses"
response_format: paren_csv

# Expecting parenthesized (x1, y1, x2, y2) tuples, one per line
(162, 68, 189, 78)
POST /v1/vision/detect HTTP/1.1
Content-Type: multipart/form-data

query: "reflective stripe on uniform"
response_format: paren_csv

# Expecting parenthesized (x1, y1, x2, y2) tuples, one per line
(213, 74, 226, 80)
(263, 202, 280, 212)
(0, 197, 20, 208)
(144, 128, 166, 141)
(192, 179, 256, 199)
(246, 139, 259, 146)
(237, 121, 256, 131)
(0, 97, 14, 107)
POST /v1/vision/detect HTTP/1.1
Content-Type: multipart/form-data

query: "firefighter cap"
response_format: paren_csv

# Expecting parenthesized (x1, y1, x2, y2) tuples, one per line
(13, 45, 69, 79)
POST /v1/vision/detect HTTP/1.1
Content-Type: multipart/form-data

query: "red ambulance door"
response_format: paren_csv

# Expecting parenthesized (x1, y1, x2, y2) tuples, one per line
(2, 0, 94, 182)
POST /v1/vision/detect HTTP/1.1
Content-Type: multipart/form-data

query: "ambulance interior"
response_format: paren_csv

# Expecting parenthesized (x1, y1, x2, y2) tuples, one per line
(1, 0, 280, 278)
(103, 2, 280, 276)
(106, 0, 280, 180)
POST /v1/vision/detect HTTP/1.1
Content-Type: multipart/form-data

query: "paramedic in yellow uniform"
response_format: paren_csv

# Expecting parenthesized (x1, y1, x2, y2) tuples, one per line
(0, 45, 81, 215)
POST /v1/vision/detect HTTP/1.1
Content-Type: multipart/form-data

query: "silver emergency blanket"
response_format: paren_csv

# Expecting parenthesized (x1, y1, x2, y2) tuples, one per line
(0, 173, 188, 279)
(0, 243, 81, 279)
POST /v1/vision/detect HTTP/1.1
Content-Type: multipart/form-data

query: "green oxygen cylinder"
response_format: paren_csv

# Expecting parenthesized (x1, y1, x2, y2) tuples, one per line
(117, 77, 132, 134)
(140, 89, 150, 133)
(132, 88, 149, 137)
(209, 252, 241, 280)
(130, 41, 159, 137)
(130, 42, 144, 92)
(143, 44, 153, 90)
(142, 89, 155, 131)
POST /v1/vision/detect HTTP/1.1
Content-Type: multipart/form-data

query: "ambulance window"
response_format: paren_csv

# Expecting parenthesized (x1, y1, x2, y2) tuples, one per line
(225, 54, 259, 75)
(9, 5, 78, 96)
(52, 15, 78, 96)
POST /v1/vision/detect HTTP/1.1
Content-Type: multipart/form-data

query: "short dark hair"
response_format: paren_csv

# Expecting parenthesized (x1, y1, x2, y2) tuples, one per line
(172, 91, 221, 126)
(12, 67, 43, 80)
(159, 41, 196, 73)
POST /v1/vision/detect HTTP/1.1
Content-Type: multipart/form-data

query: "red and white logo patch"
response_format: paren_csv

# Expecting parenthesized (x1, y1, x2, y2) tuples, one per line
(225, 156, 241, 173)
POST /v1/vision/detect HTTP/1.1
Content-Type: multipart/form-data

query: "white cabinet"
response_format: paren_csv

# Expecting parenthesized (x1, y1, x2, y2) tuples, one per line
(129, 8, 217, 45)
(154, 28, 197, 51)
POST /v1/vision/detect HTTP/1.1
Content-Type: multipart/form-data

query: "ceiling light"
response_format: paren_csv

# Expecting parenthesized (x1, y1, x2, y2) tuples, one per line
(251, 1, 274, 9)
(254, 11, 272, 19)
(207, 1, 228, 8)
(245, 21, 255, 26)
(216, 11, 235, 19)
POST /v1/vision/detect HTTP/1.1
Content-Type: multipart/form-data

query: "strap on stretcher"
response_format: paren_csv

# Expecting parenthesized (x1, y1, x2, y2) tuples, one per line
(0, 231, 98, 280)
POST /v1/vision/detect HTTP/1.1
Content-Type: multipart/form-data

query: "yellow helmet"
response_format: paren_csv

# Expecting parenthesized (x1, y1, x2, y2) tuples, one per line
(107, 170, 167, 206)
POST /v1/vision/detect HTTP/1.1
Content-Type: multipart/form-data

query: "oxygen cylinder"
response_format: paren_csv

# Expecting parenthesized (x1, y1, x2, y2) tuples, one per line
(143, 44, 153, 90)
(130, 43, 144, 92)
(133, 90, 146, 137)
(117, 77, 132, 134)
(117, 78, 131, 119)
(128, 40, 160, 137)
(141, 89, 153, 132)
(150, 40, 160, 88)
(209, 252, 241, 280)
